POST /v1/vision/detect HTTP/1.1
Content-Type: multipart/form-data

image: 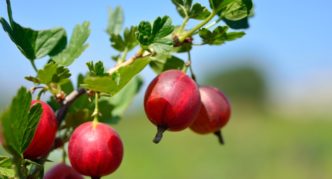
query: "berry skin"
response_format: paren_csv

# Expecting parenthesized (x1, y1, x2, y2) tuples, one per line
(190, 86, 231, 144)
(144, 70, 201, 143)
(68, 122, 123, 178)
(24, 100, 57, 159)
(44, 163, 83, 179)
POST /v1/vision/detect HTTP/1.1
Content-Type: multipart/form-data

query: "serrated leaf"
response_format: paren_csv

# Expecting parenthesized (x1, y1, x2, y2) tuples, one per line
(152, 16, 174, 40)
(81, 56, 150, 95)
(110, 26, 138, 52)
(150, 55, 186, 74)
(86, 61, 107, 77)
(189, 3, 211, 20)
(136, 21, 153, 46)
(37, 62, 71, 84)
(110, 34, 126, 51)
(52, 21, 90, 66)
(0, 167, 15, 178)
(171, 0, 193, 17)
(123, 26, 138, 50)
(221, 0, 253, 21)
(136, 16, 174, 47)
(106, 6, 124, 35)
(219, 0, 253, 29)
(0, 18, 66, 61)
(0, 87, 42, 156)
(199, 26, 245, 45)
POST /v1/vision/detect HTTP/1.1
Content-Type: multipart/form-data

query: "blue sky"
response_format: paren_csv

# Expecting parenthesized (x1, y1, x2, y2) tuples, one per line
(1, 0, 332, 104)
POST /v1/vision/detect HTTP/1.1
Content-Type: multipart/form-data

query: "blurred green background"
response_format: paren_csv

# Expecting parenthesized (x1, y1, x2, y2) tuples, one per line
(1, 0, 332, 178)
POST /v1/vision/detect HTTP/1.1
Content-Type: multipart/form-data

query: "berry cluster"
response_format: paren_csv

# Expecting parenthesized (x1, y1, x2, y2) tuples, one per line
(23, 69, 231, 178)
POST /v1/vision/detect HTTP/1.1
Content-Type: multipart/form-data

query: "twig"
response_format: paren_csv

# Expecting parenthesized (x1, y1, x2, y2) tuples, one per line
(56, 88, 86, 125)
(108, 48, 146, 74)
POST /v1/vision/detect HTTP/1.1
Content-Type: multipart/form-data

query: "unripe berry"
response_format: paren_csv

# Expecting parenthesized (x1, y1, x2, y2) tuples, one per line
(68, 122, 123, 178)
(190, 86, 231, 144)
(144, 70, 201, 143)
(44, 163, 83, 179)
(24, 100, 57, 159)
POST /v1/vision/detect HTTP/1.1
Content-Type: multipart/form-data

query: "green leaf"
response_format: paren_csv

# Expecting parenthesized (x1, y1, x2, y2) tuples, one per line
(150, 38, 173, 54)
(0, 87, 42, 155)
(189, 3, 211, 20)
(110, 34, 126, 51)
(0, 155, 15, 178)
(171, 0, 193, 17)
(60, 78, 74, 95)
(136, 21, 153, 46)
(209, 0, 223, 11)
(136, 16, 174, 47)
(37, 62, 71, 84)
(108, 76, 143, 122)
(86, 61, 107, 77)
(0, 18, 67, 60)
(223, 16, 250, 29)
(110, 26, 138, 52)
(220, 0, 253, 21)
(24, 76, 40, 84)
(0, 167, 15, 178)
(0, 155, 12, 168)
(219, 0, 253, 29)
(81, 56, 150, 95)
(199, 26, 245, 45)
(106, 6, 124, 35)
(52, 21, 90, 66)
(123, 26, 139, 50)
(150, 55, 186, 74)
(152, 16, 174, 40)
(226, 31, 246, 40)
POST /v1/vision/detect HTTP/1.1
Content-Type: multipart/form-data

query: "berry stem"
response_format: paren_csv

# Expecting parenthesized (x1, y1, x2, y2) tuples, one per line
(153, 126, 167, 144)
(214, 130, 225, 145)
(92, 92, 100, 127)
(187, 51, 197, 82)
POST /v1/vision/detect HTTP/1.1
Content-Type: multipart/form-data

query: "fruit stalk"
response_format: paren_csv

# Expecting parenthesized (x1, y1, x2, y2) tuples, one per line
(153, 126, 167, 144)
(214, 130, 225, 145)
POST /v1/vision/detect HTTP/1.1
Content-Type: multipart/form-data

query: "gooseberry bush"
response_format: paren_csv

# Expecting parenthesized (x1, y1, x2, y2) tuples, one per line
(0, 0, 254, 178)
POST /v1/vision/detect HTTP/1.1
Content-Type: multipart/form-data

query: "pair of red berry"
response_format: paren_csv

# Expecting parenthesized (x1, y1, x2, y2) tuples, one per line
(22, 101, 123, 178)
(144, 70, 231, 144)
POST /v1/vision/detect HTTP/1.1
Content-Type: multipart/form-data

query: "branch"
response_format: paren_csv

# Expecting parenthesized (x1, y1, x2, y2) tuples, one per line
(56, 88, 86, 125)
(107, 48, 146, 74)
